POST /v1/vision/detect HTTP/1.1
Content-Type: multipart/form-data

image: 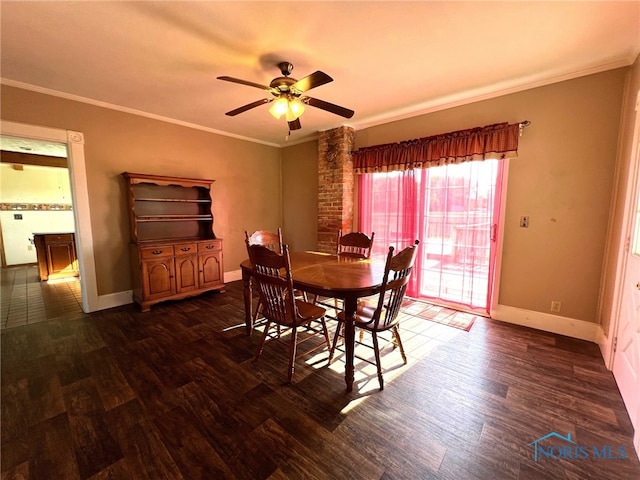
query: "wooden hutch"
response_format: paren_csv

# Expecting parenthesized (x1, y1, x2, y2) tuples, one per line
(122, 172, 224, 311)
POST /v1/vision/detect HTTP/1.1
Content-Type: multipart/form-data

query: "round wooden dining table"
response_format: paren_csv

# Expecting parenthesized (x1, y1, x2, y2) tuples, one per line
(240, 251, 387, 392)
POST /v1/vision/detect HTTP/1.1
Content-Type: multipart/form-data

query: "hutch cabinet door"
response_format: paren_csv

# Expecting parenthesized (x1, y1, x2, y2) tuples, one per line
(141, 259, 176, 300)
(199, 251, 223, 288)
(175, 255, 199, 294)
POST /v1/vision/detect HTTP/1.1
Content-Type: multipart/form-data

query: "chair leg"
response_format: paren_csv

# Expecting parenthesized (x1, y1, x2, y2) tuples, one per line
(287, 327, 298, 383)
(328, 321, 342, 364)
(393, 325, 407, 364)
(254, 319, 272, 362)
(253, 300, 263, 321)
(371, 331, 384, 390)
(320, 317, 331, 349)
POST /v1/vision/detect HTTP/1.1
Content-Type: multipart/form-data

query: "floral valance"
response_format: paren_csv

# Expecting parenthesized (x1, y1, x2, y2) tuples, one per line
(353, 122, 521, 174)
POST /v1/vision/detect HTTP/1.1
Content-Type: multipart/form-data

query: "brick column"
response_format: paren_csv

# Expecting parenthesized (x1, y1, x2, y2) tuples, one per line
(317, 126, 355, 253)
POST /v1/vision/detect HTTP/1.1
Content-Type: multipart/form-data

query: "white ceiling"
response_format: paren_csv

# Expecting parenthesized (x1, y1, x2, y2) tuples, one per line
(1, 1, 639, 147)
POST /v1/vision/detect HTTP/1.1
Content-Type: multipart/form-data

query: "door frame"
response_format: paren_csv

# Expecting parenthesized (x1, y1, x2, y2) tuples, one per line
(0, 120, 99, 312)
(605, 90, 640, 366)
(490, 159, 510, 315)
(607, 89, 640, 458)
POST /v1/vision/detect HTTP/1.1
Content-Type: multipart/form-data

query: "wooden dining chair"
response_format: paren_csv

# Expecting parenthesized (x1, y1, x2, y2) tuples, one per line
(329, 240, 420, 390)
(247, 243, 331, 383)
(245, 228, 285, 329)
(245, 228, 283, 254)
(317, 230, 376, 315)
(337, 229, 375, 259)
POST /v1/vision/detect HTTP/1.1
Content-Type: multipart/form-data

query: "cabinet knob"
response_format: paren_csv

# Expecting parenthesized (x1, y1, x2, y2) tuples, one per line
(152, 250, 162, 255)
(206, 245, 214, 249)
(180, 247, 191, 252)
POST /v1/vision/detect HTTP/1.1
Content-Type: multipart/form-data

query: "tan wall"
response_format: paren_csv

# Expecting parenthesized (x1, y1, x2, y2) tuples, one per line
(281, 140, 319, 251)
(352, 69, 628, 323)
(3, 66, 631, 325)
(600, 55, 640, 335)
(1, 85, 281, 296)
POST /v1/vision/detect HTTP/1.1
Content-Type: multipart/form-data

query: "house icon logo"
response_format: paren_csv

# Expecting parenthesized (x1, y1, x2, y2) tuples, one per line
(529, 432, 628, 462)
(529, 432, 576, 462)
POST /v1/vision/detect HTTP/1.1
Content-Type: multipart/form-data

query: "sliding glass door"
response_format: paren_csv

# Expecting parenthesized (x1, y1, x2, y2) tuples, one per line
(359, 159, 504, 314)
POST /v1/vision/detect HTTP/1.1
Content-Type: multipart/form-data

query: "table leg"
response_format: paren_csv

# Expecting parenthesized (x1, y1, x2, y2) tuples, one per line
(343, 296, 357, 392)
(241, 268, 253, 335)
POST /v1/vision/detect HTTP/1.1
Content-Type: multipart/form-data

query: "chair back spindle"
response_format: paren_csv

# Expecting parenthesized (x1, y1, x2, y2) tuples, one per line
(336, 230, 375, 259)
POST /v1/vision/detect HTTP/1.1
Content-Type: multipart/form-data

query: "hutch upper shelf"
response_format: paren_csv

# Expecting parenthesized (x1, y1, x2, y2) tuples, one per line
(122, 172, 216, 243)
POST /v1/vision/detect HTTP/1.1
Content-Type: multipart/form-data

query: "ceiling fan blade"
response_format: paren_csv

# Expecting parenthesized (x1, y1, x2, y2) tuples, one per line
(217, 76, 273, 92)
(288, 118, 302, 131)
(291, 71, 333, 93)
(304, 97, 354, 119)
(225, 98, 272, 116)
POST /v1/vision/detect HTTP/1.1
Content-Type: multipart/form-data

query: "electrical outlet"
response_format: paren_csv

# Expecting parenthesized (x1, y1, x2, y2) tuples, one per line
(520, 216, 529, 228)
(550, 301, 561, 313)
(27, 245, 33, 251)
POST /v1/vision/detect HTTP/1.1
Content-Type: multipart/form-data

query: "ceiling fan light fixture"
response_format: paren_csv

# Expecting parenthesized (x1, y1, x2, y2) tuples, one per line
(269, 96, 289, 119)
(219, 62, 353, 126)
(286, 97, 305, 121)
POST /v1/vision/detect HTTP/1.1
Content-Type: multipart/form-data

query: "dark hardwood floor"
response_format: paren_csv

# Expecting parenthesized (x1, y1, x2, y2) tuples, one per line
(1, 280, 638, 479)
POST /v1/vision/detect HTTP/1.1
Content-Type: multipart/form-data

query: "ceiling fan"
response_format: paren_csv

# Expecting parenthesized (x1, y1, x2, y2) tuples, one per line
(217, 62, 354, 131)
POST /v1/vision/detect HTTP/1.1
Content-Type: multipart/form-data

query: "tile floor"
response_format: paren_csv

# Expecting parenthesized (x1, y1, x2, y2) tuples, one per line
(1, 265, 83, 329)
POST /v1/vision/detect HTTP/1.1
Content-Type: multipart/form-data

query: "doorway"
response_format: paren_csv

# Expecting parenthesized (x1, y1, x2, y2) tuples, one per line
(0, 136, 84, 328)
(0, 120, 99, 313)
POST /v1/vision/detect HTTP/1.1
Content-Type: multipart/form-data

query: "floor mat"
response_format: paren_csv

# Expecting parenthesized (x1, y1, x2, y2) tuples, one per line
(401, 298, 479, 331)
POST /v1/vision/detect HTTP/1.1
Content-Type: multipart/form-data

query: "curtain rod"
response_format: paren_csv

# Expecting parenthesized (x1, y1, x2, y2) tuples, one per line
(519, 120, 531, 136)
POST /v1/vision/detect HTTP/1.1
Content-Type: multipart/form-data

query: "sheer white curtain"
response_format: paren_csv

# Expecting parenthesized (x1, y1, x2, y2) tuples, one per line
(359, 159, 504, 314)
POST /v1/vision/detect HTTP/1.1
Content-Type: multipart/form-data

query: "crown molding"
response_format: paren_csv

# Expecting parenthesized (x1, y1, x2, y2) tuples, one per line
(351, 58, 635, 131)
(0, 78, 282, 148)
(3, 55, 635, 149)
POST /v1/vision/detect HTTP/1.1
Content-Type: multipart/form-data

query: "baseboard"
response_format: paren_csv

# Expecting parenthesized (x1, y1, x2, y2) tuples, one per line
(91, 272, 242, 313)
(96, 290, 133, 311)
(224, 269, 242, 283)
(490, 304, 600, 342)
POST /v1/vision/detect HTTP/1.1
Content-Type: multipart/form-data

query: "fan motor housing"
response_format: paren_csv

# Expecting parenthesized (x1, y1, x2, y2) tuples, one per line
(270, 76, 297, 94)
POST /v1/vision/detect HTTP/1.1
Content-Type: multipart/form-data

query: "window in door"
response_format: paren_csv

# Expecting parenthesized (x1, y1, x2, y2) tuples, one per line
(359, 159, 504, 314)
